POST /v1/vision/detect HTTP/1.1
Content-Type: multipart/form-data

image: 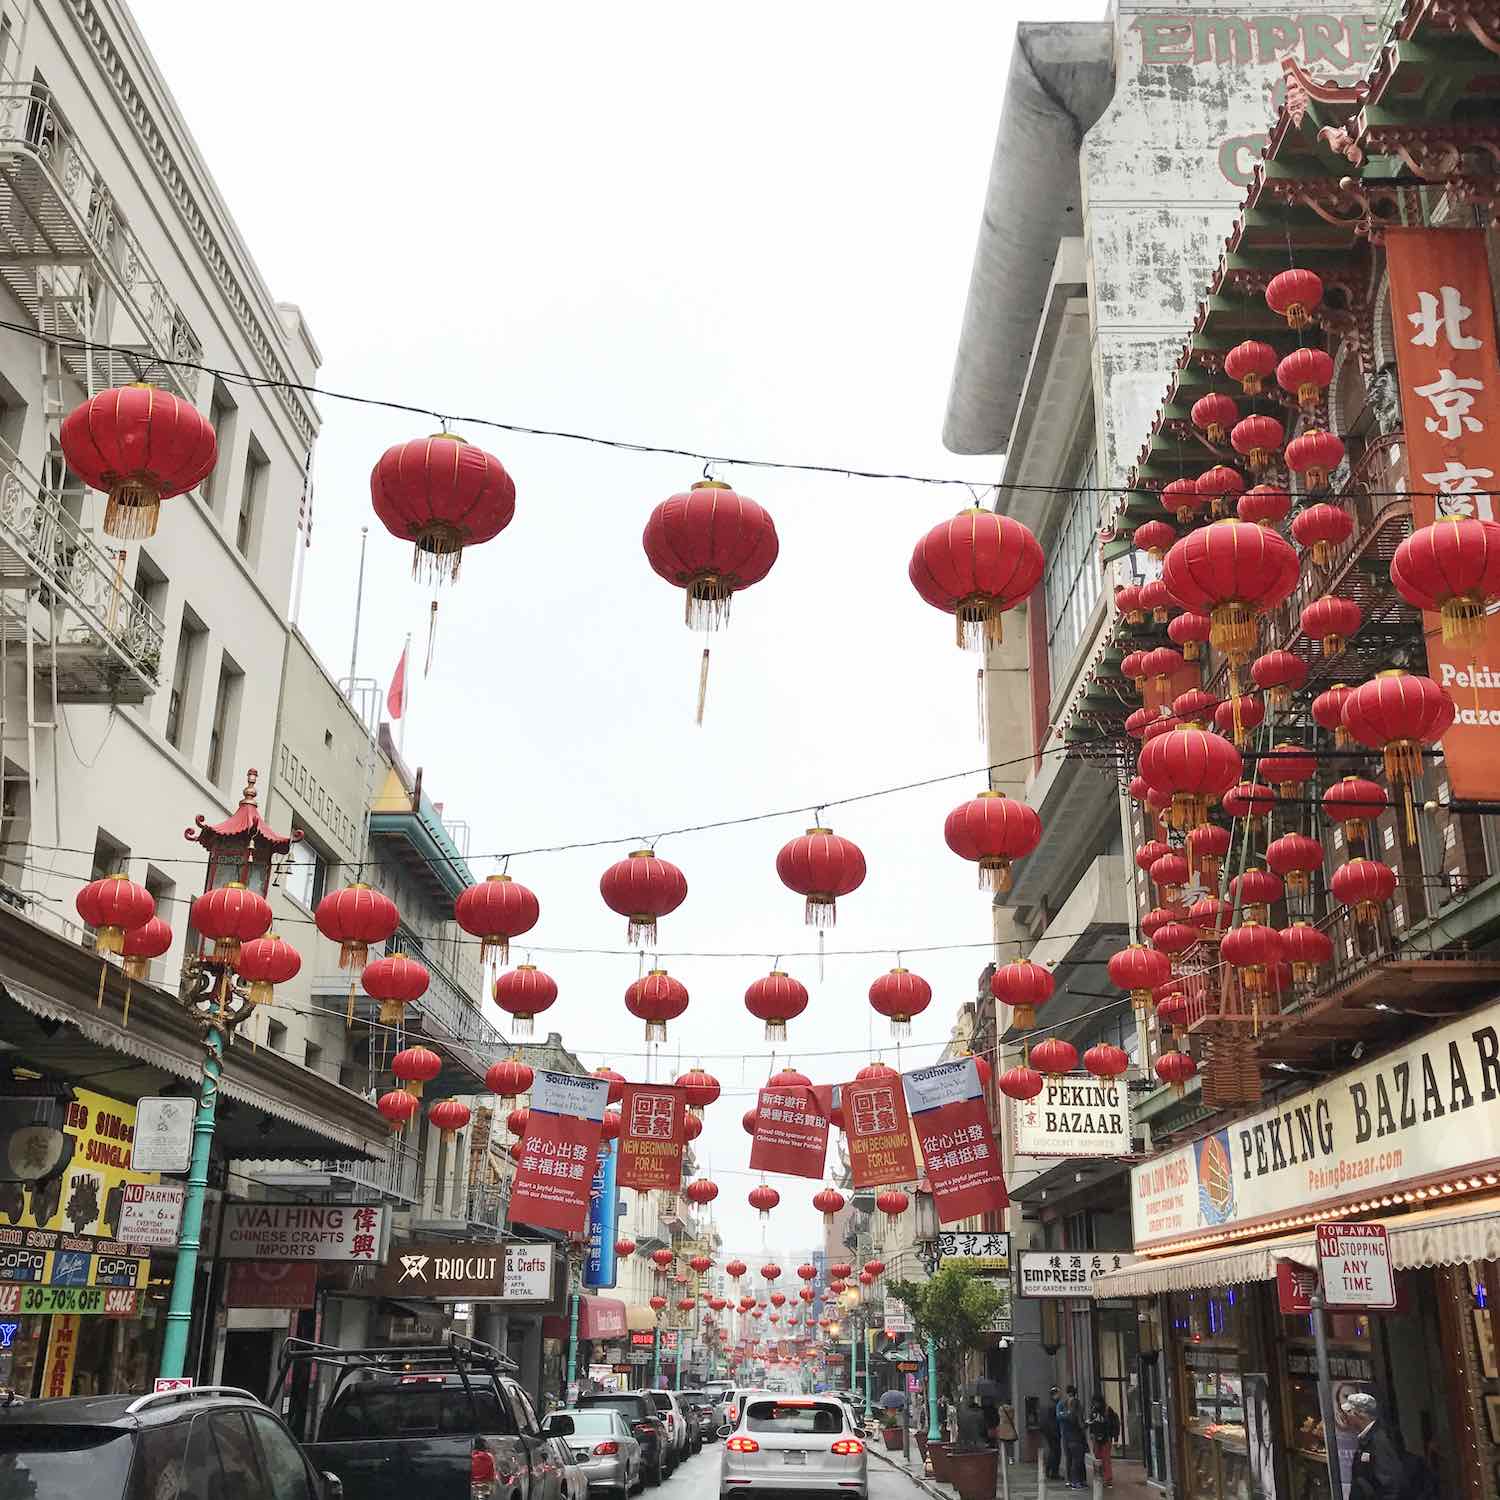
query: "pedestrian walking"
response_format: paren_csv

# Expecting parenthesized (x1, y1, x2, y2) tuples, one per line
(1039, 1385, 1061, 1480)
(1057, 1385, 1087, 1490)
(1087, 1392, 1119, 1487)
(1343, 1392, 1436, 1500)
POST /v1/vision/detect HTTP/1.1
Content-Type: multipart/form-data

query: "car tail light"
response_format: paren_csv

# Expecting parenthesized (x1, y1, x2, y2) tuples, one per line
(592, 1442, 620, 1456)
(471, 1450, 497, 1485)
(632, 1422, 655, 1436)
(726, 1437, 760, 1453)
(831, 1440, 864, 1456)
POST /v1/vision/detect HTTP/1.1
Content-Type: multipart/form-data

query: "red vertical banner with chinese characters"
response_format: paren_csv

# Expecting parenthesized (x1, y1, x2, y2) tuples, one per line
(616, 1083, 688, 1192)
(903, 1058, 1007, 1224)
(1386, 227, 1500, 797)
(509, 1070, 610, 1232)
(841, 1075, 919, 1187)
(749, 1084, 829, 1179)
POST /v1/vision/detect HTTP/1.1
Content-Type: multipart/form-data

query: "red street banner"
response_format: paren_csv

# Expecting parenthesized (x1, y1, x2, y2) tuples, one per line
(509, 1070, 611, 1233)
(840, 1075, 918, 1188)
(617, 1083, 688, 1192)
(903, 1058, 1008, 1224)
(749, 1082, 829, 1179)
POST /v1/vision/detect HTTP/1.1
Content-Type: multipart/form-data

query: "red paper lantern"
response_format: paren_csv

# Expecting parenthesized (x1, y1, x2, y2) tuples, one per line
(1121, 650, 1147, 691)
(1250, 649, 1307, 710)
(1168, 611, 1213, 660)
(1141, 906, 1185, 942)
(1221, 918, 1285, 995)
(829, 1262, 853, 1279)
(684, 1179, 719, 1206)
(235, 934, 301, 1006)
(1277, 347, 1335, 410)
(943, 791, 1042, 892)
(1196, 465, 1246, 518)
(1155, 991, 1191, 1031)
(643, 480, 779, 628)
(1341, 671, 1455, 793)
(1135, 519, 1177, 559)
(1189, 895, 1230, 941)
(191, 881, 272, 965)
(1191, 392, 1239, 442)
(486, 1058, 533, 1098)
(600, 850, 687, 947)
(60, 384, 217, 539)
(371, 434, 515, 583)
(742, 1107, 759, 1136)
(1285, 429, 1345, 489)
(999, 1065, 1044, 1101)
(1173, 689, 1218, 724)
(1116, 584, 1145, 623)
(990, 958, 1054, 1029)
(1135, 838, 1172, 873)
(1030, 1038, 1078, 1077)
(652, 1248, 676, 1271)
(315, 884, 399, 970)
(1229, 868, 1285, 916)
(1267, 833, 1324, 896)
(1322, 776, 1388, 842)
(1300, 595, 1361, 656)
(1224, 340, 1278, 394)
(76, 874, 156, 956)
(378, 1088, 419, 1130)
(1161, 478, 1203, 525)
(1231, 414, 1284, 471)
(1312, 684, 1355, 746)
(1391, 517, 1500, 649)
(1281, 921, 1333, 981)
(909, 509, 1045, 649)
(1126, 705, 1167, 739)
(1150, 919, 1199, 961)
(1154, 1050, 1198, 1096)
(1083, 1043, 1129, 1079)
(1137, 725, 1242, 829)
(769, 1065, 811, 1088)
(749, 1186, 780, 1220)
(813, 1188, 845, 1224)
(1213, 694, 1265, 747)
(1238, 485, 1292, 528)
(1187, 823, 1231, 885)
(1260, 743, 1318, 799)
(1266, 268, 1323, 327)
(776, 826, 866, 926)
(1330, 858, 1397, 923)
(1162, 520, 1299, 663)
(864, 1260, 886, 1278)
(1292, 503, 1355, 565)
(592, 1066, 626, 1104)
(430, 1099, 471, 1139)
(1223, 782, 1276, 823)
(454, 874, 539, 965)
(361, 954, 430, 1024)
(393, 1045, 442, 1097)
(615, 1237, 637, 1258)
(1139, 578, 1174, 623)
(121, 917, 172, 981)
(726, 1259, 748, 1279)
(869, 968, 932, 1039)
(683, 1112, 703, 1141)
(649, 1296, 668, 1313)
(1149, 852, 1191, 902)
(876, 1189, 909, 1218)
(1143, 646, 1185, 692)
(1109, 944, 1173, 1015)
(507, 1105, 532, 1137)
(676, 1068, 721, 1112)
(492, 964, 558, 1036)
(624, 968, 689, 1042)
(744, 970, 809, 1042)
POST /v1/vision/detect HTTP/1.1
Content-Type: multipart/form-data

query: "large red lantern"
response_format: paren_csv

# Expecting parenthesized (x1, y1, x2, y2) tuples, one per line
(869, 968, 932, 1039)
(1083, 1044, 1129, 1079)
(813, 1188, 845, 1225)
(600, 850, 687, 947)
(1030, 1038, 1078, 1077)
(624, 968, 689, 1042)
(592, 1065, 626, 1104)
(726, 1259, 748, 1279)
(361, 954, 430, 1024)
(909, 509, 1045, 648)
(1322, 776, 1388, 842)
(690, 1255, 714, 1275)
(1150, 919, 1199, 962)
(999, 1064, 1044, 1101)
(121, 917, 172, 982)
(1223, 782, 1276, 824)
(191, 881, 272, 965)
(1330, 858, 1397, 924)
(1189, 895, 1230, 940)
(76, 874, 156, 956)
(370, 434, 515, 583)
(745, 970, 809, 1041)
(1108, 945, 1172, 1016)
(1277, 348, 1334, 410)
(1154, 1049, 1198, 1096)
(236, 934, 301, 1007)
(684, 1178, 719, 1206)
(1300, 595, 1362, 656)
(1196, 465, 1246, 518)
(1229, 868, 1285, 917)
(651, 1248, 675, 1272)
(1149, 851, 1190, 903)
(1221, 919, 1284, 995)
(1391, 517, 1500, 649)
(1161, 519, 1299, 664)
(1161, 478, 1202, 525)
(1313, 684, 1356, 745)
(769, 1065, 811, 1088)
(1230, 414, 1284, 471)
(1260, 743, 1318, 799)
(615, 1237, 637, 1258)
(683, 1111, 703, 1141)
(378, 1088, 419, 1131)
(1265, 268, 1323, 327)
(1187, 823, 1231, 885)
(643, 480, 779, 628)
(761, 1264, 782, 1282)
(1281, 921, 1334, 981)
(676, 1068, 721, 1113)
(1173, 688, 1218, 724)
(430, 1099, 471, 1140)
(1137, 725, 1242, 829)
(1267, 833, 1324, 896)
(1168, 611, 1212, 661)
(1250, 650, 1307, 710)
(1135, 519, 1176, 560)
(1143, 646, 1185, 692)
(1215, 693, 1265, 747)
(1224, 340, 1277, 394)
(749, 1186, 780, 1220)
(649, 1295, 668, 1313)
(1191, 392, 1238, 442)
(1116, 584, 1145, 624)
(1341, 671, 1455, 838)
(393, 1045, 442, 1097)
(1134, 839, 1171, 873)
(1285, 429, 1345, 489)
(315, 884, 399, 970)
(1291, 504, 1355, 565)
(486, 1057, 533, 1098)
(454, 874, 539, 965)
(60, 385, 217, 539)
(776, 827, 866, 926)
(876, 1189, 909, 1218)
(1238, 485, 1292, 528)
(943, 791, 1042, 891)
(742, 1107, 759, 1136)
(492, 964, 558, 1036)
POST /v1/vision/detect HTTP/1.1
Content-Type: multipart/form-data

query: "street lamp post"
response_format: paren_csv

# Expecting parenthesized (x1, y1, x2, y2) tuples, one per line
(915, 1191, 942, 1444)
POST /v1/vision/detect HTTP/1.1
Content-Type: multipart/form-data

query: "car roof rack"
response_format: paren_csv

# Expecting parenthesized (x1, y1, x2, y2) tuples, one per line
(124, 1387, 258, 1415)
(277, 1332, 518, 1378)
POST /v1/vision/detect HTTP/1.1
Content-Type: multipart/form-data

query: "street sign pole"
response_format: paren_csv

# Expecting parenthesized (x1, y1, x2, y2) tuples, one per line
(1310, 1286, 1345, 1500)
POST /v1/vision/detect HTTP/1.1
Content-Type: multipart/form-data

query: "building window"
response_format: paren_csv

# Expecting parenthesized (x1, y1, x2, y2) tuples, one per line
(266, 1019, 287, 1052)
(283, 834, 329, 911)
(237, 437, 268, 562)
(206, 652, 245, 790)
(165, 608, 206, 752)
(135, 552, 169, 622)
(1043, 449, 1103, 689)
(204, 380, 237, 517)
(304, 1041, 323, 1076)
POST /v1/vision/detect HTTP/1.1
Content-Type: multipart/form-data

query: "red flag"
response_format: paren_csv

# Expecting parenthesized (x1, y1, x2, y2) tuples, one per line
(617, 1084, 688, 1192)
(387, 644, 407, 720)
(749, 1083, 829, 1179)
(508, 1071, 610, 1232)
(841, 1076, 918, 1187)
(904, 1059, 1008, 1224)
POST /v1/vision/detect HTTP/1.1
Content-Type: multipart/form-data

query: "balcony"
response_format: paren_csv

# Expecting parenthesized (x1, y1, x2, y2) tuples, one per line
(0, 83, 200, 401)
(259, 1140, 420, 1206)
(0, 439, 163, 702)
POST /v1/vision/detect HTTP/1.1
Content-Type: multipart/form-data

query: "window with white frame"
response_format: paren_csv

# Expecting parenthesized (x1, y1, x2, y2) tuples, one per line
(1043, 449, 1103, 688)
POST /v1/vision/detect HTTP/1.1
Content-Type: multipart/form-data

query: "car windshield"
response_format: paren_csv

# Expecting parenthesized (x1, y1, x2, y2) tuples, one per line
(0, 1426, 135, 1500)
(646, 1395, 673, 1412)
(558, 1413, 616, 1435)
(580, 1399, 647, 1421)
(745, 1401, 844, 1435)
(677, 1393, 705, 1405)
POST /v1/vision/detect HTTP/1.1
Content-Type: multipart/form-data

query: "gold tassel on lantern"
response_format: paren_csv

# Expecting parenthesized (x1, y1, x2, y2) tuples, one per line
(978, 857, 1013, 893)
(1209, 603, 1257, 663)
(1440, 594, 1487, 650)
(955, 594, 1004, 650)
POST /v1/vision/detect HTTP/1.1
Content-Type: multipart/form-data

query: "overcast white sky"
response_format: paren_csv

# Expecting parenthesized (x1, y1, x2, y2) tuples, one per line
(132, 0, 1104, 1262)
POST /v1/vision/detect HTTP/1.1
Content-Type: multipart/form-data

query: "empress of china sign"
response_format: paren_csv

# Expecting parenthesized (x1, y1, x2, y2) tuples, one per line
(1132, 1003, 1500, 1248)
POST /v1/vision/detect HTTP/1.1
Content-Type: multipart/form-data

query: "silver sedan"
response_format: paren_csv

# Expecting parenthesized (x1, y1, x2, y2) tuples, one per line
(543, 1408, 643, 1500)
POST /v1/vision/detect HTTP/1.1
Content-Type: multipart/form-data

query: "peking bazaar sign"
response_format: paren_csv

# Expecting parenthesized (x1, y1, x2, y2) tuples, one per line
(1385, 227, 1500, 797)
(750, 1083, 829, 1180)
(509, 1071, 611, 1233)
(840, 1076, 918, 1188)
(903, 1059, 1008, 1224)
(617, 1084, 687, 1193)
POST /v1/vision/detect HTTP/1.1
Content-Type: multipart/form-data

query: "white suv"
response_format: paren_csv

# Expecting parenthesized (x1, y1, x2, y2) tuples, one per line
(646, 1389, 689, 1463)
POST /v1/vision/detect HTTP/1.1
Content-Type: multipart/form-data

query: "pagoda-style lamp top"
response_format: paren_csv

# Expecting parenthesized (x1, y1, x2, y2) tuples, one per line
(186, 769, 300, 896)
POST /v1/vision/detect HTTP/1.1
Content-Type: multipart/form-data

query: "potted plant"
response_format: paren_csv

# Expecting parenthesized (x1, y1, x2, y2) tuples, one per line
(879, 1410, 902, 1449)
(946, 1446, 998, 1500)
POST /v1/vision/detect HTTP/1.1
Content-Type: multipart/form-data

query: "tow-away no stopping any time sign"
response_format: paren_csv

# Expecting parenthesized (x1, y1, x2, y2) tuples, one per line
(1316, 1222, 1396, 1309)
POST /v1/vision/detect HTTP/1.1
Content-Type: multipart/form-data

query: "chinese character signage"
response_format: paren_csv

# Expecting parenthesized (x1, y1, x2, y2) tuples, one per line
(509, 1071, 611, 1233)
(617, 1084, 687, 1193)
(903, 1060, 1008, 1224)
(585, 1142, 618, 1289)
(220, 1203, 386, 1261)
(934, 1231, 1011, 1271)
(840, 1076, 918, 1187)
(1009, 1075, 1131, 1158)
(749, 1083, 829, 1180)
(1386, 227, 1500, 798)
(1017, 1251, 1137, 1298)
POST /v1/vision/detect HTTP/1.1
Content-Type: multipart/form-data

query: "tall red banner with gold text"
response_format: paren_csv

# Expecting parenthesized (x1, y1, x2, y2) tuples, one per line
(1386, 227, 1500, 798)
(509, 1070, 610, 1232)
(749, 1083, 829, 1179)
(617, 1083, 688, 1193)
(839, 1075, 918, 1188)
(903, 1058, 1007, 1223)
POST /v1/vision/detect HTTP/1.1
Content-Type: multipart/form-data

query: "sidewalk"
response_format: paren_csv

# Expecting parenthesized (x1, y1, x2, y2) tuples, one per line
(869, 1442, 1159, 1499)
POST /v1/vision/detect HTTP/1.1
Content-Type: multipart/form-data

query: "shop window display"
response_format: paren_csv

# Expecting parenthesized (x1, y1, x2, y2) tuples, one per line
(1280, 1306, 1372, 1500)
(1172, 1289, 1250, 1500)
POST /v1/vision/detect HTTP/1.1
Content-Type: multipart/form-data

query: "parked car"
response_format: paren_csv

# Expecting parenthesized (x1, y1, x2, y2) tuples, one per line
(643, 1391, 690, 1462)
(719, 1394, 867, 1500)
(0, 1385, 343, 1500)
(541, 1411, 639, 1500)
(675, 1392, 717, 1445)
(718, 1388, 761, 1433)
(575, 1392, 670, 1485)
(544, 1434, 588, 1500)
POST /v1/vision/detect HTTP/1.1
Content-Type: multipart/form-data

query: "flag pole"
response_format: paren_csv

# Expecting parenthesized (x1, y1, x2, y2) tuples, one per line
(398, 631, 412, 756)
(349, 525, 369, 682)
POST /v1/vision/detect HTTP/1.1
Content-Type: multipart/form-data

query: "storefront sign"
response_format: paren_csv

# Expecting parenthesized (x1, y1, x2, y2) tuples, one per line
(1132, 1000, 1500, 1249)
(749, 1083, 829, 1181)
(226, 1261, 318, 1309)
(616, 1085, 686, 1194)
(935, 1231, 1010, 1270)
(904, 1060, 1008, 1224)
(630, 1328, 677, 1350)
(221, 1203, 385, 1260)
(1317, 1223, 1395, 1309)
(0, 1243, 147, 1290)
(841, 1075, 918, 1187)
(131, 1098, 194, 1174)
(584, 1143, 618, 1290)
(1018, 1250, 1138, 1297)
(371, 1240, 554, 1300)
(1386, 226, 1500, 798)
(0, 1284, 138, 1316)
(1276, 1258, 1318, 1315)
(41, 1314, 78, 1395)
(117, 1183, 184, 1248)
(1009, 1075, 1131, 1158)
(510, 1071, 610, 1233)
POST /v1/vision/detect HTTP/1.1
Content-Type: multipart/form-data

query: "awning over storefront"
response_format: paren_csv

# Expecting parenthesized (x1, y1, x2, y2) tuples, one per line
(542, 1296, 628, 1341)
(626, 1304, 658, 1332)
(1094, 1196, 1500, 1298)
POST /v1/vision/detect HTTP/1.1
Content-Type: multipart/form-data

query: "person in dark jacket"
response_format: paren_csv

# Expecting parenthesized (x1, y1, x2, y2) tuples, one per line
(1039, 1385, 1060, 1480)
(1058, 1386, 1087, 1490)
(1087, 1393, 1120, 1487)
(1343, 1393, 1408, 1500)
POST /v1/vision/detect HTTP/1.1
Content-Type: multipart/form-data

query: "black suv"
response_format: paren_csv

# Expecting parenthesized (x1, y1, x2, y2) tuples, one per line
(0, 1385, 339, 1500)
(574, 1393, 670, 1486)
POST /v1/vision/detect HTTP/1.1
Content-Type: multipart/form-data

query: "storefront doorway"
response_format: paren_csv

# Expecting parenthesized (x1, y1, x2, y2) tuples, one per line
(1096, 1303, 1140, 1456)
